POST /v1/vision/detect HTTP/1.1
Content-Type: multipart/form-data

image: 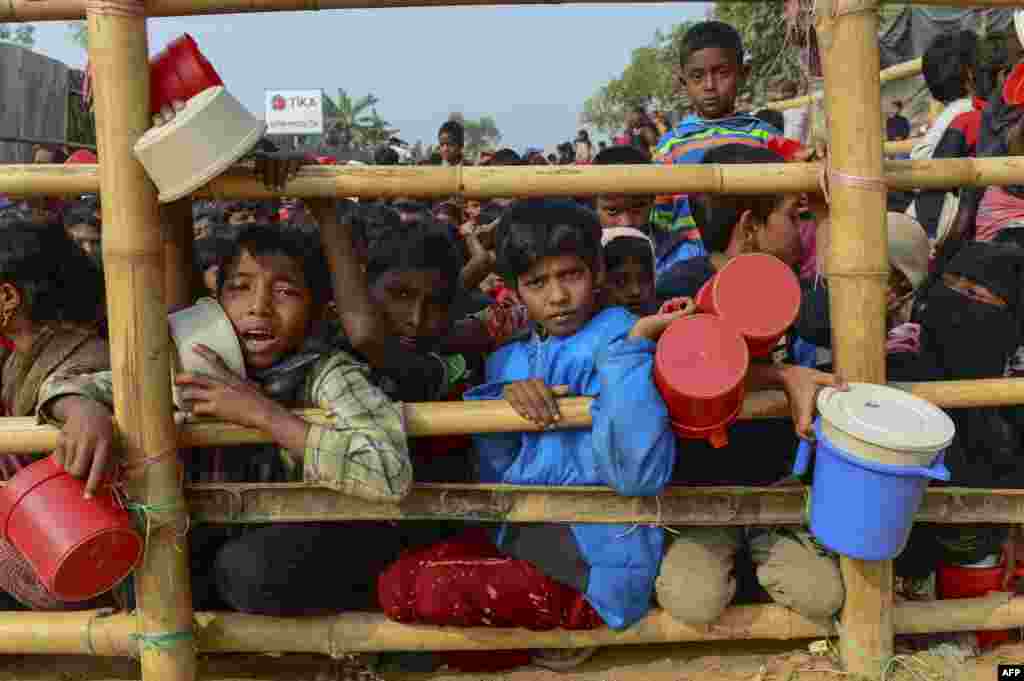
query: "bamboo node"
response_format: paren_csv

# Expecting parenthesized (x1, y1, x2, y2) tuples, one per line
(820, 165, 886, 205)
(831, 0, 877, 19)
(130, 629, 195, 653)
(83, 607, 116, 656)
(85, 0, 146, 16)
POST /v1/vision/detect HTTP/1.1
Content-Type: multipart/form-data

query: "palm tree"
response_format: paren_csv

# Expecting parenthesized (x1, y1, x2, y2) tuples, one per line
(322, 90, 390, 151)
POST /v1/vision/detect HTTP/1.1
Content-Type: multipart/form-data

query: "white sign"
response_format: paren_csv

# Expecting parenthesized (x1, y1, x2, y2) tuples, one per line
(264, 90, 323, 135)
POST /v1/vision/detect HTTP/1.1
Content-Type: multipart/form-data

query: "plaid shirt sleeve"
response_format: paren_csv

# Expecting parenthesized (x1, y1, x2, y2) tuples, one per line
(36, 370, 115, 424)
(299, 350, 412, 503)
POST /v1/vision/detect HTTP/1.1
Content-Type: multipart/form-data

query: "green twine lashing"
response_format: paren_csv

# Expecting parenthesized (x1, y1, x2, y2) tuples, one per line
(130, 630, 195, 651)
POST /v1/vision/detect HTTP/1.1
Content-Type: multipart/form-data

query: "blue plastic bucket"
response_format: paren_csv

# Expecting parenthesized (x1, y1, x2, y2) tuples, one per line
(793, 420, 950, 561)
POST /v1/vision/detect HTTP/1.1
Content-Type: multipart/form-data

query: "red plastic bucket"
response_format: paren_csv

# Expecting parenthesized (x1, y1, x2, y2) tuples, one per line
(937, 556, 1024, 649)
(696, 254, 801, 358)
(149, 34, 223, 116)
(654, 314, 749, 448)
(0, 456, 142, 601)
(1005, 62, 1024, 106)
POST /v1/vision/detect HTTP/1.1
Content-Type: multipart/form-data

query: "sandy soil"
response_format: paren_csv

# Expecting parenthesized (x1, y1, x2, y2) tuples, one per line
(0, 638, 1020, 681)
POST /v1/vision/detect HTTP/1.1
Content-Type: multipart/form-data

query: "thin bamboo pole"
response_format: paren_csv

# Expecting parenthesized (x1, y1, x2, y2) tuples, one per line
(0, 0, 1019, 23)
(816, 0, 892, 677)
(768, 58, 923, 112)
(87, 3, 196, 680)
(182, 482, 1024, 526)
(884, 137, 918, 155)
(1, 156, 1022, 199)
(161, 200, 196, 312)
(0, 378, 1019, 454)
(1, 597, 1022, 656)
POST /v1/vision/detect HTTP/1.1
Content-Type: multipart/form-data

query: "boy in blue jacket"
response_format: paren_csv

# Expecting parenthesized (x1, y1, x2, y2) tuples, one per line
(378, 200, 685, 660)
(652, 21, 785, 277)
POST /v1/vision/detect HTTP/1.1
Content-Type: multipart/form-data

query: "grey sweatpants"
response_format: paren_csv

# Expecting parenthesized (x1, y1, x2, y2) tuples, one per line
(655, 527, 845, 625)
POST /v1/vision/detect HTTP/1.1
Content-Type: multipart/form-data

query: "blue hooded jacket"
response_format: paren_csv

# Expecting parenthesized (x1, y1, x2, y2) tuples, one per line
(463, 306, 677, 630)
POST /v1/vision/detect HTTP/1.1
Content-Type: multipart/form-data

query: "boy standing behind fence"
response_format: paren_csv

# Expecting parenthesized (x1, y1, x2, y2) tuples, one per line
(651, 21, 784, 277)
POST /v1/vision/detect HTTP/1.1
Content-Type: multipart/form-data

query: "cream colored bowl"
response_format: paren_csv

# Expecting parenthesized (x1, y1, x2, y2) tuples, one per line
(134, 85, 265, 203)
(168, 297, 246, 410)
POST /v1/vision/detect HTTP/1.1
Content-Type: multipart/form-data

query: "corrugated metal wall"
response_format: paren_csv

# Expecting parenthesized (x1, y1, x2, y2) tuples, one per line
(0, 44, 70, 163)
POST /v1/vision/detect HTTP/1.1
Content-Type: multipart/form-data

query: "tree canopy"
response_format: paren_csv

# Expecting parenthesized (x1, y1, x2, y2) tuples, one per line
(581, 2, 802, 135)
(0, 24, 35, 47)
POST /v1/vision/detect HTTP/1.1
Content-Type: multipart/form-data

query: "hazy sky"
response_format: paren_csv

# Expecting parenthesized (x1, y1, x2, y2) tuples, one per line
(28, 4, 707, 151)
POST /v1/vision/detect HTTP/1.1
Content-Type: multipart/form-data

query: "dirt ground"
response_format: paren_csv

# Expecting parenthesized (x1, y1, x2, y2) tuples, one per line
(0, 638, 1021, 681)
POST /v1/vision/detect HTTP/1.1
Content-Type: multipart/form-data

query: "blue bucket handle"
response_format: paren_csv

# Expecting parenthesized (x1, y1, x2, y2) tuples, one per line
(792, 420, 951, 481)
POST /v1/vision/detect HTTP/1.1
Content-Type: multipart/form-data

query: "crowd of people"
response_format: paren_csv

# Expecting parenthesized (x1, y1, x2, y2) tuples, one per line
(0, 16, 1021, 674)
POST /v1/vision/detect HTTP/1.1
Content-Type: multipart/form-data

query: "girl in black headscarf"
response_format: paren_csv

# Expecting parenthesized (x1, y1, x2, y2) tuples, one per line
(896, 242, 1024, 589)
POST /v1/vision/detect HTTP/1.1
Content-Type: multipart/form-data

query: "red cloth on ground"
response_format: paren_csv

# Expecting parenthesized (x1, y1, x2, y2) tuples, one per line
(378, 528, 603, 631)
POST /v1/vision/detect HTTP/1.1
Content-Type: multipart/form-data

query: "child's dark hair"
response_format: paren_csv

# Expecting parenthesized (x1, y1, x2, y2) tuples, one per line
(604, 237, 654, 276)
(483, 148, 523, 166)
(217, 224, 333, 306)
(193, 235, 231, 273)
(495, 199, 602, 283)
(0, 219, 104, 325)
(63, 198, 100, 229)
(194, 201, 224, 223)
(922, 30, 978, 103)
(438, 120, 465, 146)
(593, 145, 650, 165)
(681, 21, 744, 68)
(694, 144, 786, 253)
(374, 145, 400, 165)
(754, 108, 785, 132)
(365, 218, 462, 302)
(351, 201, 402, 252)
(224, 200, 274, 220)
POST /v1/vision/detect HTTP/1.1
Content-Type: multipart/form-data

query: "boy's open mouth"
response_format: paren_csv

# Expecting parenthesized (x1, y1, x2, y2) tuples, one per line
(240, 329, 277, 353)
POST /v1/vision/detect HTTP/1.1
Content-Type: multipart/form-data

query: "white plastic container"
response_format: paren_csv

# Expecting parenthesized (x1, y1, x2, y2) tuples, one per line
(134, 86, 265, 203)
(167, 297, 246, 410)
(815, 383, 956, 467)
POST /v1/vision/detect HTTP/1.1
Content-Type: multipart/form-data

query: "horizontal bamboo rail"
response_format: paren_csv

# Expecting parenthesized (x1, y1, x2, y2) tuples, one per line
(4, 597, 1021, 656)
(885, 137, 918, 155)
(185, 482, 1024, 525)
(768, 58, 923, 112)
(3, 157, 1023, 200)
(0, 379, 1020, 454)
(0, 0, 1016, 22)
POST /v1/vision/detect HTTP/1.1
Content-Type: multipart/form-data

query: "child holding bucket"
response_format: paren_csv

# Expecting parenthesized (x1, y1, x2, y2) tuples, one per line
(38, 221, 416, 616)
(0, 221, 111, 611)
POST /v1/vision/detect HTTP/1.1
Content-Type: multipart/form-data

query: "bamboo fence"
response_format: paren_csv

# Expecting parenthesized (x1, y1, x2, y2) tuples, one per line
(816, 1, 892, 673)
(0, 597, 1022, 656)
(767, 57, 923, 112)
(1, 156, 1024, 199)
(0, 0, 1009, 678)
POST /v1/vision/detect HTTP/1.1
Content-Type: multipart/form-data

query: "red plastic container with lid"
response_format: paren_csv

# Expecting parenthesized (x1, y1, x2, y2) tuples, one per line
(654, 314, 749, 449)
(0, 455, 142, 601)
(696, 253, 801, 358)
(149, 34, 223, 116)
(937, 555, 1024, 649)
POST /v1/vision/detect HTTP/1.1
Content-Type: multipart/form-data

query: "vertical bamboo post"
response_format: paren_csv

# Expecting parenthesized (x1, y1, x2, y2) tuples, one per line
(87, 3, 197, 681)
(162, 200, 197, 311)
(816, 0, 894, 678)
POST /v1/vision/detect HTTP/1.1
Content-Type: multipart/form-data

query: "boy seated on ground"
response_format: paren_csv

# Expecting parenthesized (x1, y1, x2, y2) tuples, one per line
(652, 21, 785, 277)
(37, 221, 413, 616)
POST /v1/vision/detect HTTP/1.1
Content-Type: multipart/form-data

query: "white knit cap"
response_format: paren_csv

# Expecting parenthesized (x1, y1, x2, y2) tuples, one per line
(601, 227, 656, 269)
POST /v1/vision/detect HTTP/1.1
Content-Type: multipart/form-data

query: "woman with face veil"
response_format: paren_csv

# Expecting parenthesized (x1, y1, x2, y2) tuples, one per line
(894, 242, 1024, 594)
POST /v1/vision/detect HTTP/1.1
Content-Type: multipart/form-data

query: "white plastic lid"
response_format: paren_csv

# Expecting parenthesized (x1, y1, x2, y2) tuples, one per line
(1016, 11, 1024, 54)
(817, 382, 955, 454)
